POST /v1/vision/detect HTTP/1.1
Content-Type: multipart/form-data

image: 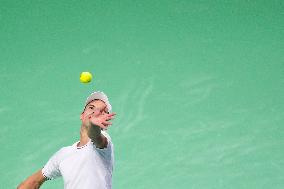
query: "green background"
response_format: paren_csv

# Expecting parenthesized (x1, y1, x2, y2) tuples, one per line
(1, 0, 283, 188)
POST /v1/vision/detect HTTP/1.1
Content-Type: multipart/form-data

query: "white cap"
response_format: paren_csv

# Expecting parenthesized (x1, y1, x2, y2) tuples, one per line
(84, 91, 112, 113)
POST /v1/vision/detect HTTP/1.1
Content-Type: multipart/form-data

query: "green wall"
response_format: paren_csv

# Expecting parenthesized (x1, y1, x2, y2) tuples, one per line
(0, 0, 283, 188)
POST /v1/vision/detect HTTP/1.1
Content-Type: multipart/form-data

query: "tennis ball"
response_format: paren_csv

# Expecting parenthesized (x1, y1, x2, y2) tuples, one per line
(80, 72, 92, 83)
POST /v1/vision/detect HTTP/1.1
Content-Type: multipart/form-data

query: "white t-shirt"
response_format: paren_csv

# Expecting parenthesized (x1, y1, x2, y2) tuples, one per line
(42, 131, 114, 189)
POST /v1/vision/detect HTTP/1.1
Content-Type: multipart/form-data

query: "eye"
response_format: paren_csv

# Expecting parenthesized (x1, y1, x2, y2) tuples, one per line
(89, 106, 94, 109)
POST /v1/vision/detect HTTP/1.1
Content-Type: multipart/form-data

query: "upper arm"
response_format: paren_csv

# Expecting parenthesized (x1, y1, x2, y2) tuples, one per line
(41, 149, 62, 180)
(17, 170, 46, 189)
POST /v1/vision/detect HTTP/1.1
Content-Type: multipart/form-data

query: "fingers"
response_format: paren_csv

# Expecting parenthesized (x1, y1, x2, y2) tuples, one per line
(99, 120, 112, 129)
(105, 115, 115, 121)
(89, 115, 115, 122)
(87, 112, 116, 129)
(89, 112, 116, 119)
(97, 112, 116, 121)
(108, 112, 116, 116)
(102, 121, 112, 126)
(96, 123, 108, 130)
(88, 113, 116, 129)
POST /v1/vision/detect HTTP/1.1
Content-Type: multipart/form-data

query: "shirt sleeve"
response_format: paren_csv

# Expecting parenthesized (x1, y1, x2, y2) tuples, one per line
(42, 148, 62, 180)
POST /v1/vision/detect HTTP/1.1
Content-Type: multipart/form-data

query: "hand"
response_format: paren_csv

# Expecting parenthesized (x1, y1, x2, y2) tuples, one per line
(88, 110, 116, 130)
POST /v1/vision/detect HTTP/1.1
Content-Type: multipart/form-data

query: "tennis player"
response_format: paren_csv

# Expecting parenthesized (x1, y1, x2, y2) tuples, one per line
(18, 91, 116, 189)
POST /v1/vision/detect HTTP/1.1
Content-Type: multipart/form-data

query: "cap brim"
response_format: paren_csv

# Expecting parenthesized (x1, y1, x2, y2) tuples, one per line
(85, 91, 112, 112)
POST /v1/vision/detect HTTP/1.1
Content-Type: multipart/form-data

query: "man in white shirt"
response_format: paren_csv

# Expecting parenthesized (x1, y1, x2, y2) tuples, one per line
(18, 91, 116, 189)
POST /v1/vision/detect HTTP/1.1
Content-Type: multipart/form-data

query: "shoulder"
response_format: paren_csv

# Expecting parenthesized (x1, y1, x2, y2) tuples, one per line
(49, 143, 76, 161)
(59, 143, 75, 153)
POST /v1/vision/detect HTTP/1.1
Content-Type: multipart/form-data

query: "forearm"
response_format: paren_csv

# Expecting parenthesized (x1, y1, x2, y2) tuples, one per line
(87, 123, 107, 148)
(83, 111, 114, 148)
(17, 170, 45, 189)
(17, 181, 42, 189)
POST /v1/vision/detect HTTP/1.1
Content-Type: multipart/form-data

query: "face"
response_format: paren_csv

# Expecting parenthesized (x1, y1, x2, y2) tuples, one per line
(80, 100, 109, 123)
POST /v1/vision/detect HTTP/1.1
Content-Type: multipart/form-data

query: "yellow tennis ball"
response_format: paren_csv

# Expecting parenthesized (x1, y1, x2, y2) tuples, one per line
(80, 72, 92, 83)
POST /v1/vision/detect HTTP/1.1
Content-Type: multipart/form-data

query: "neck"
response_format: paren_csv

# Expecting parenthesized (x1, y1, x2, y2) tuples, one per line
(78, 125, 90, 147)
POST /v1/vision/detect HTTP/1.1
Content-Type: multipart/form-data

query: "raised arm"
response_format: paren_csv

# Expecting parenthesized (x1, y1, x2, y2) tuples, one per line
(17, 169, 46, 189)
(86, 111, 116, 149)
